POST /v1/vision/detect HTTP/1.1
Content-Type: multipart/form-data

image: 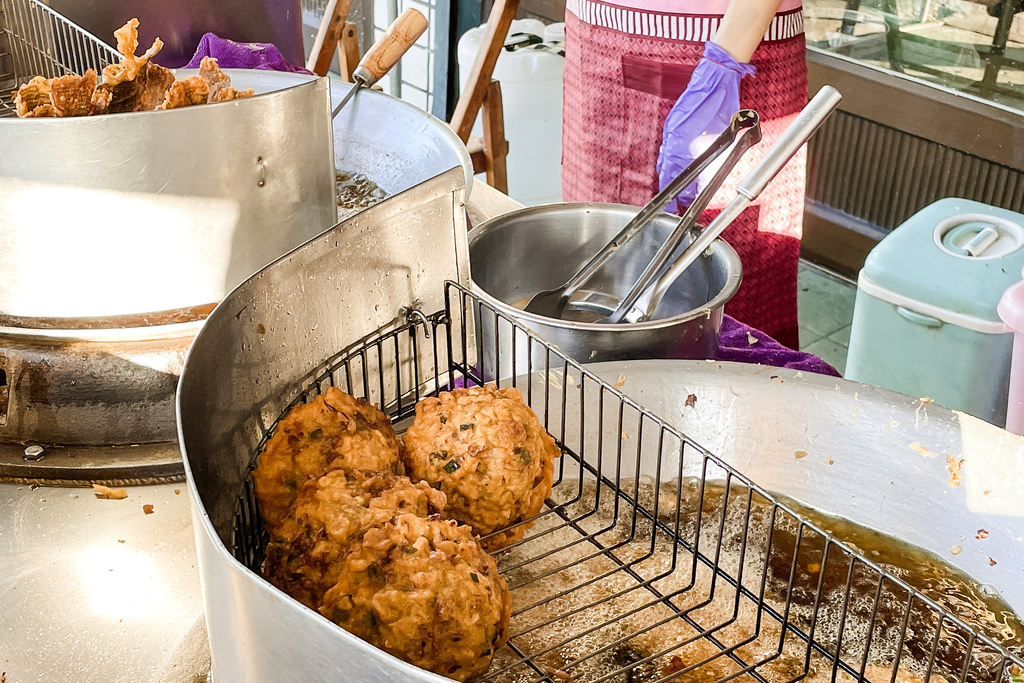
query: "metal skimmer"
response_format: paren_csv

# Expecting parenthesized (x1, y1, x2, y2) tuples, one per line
(0, 0, 118, 117)
(231, 282, 1023, 683)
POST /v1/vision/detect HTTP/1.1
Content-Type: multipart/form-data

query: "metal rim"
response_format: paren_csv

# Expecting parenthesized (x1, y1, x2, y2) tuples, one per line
(468, 202, 743, 331)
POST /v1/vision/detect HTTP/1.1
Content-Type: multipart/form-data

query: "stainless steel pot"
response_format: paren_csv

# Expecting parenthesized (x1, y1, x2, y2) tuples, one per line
(0, 71, 473, 320)
(180, 70, 475, 205)
(0, 76, 338, 319)
(468, 203, 741, 368)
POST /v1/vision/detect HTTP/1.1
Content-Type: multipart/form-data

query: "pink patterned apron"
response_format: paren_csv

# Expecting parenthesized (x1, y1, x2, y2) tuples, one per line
(561, 0, 808, 348)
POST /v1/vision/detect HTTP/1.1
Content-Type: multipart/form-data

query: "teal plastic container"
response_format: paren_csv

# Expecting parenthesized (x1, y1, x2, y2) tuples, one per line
(845, 198, 1024, 426)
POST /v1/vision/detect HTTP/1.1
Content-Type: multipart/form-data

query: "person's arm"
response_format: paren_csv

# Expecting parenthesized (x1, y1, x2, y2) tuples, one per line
(713, 0, 787, 63)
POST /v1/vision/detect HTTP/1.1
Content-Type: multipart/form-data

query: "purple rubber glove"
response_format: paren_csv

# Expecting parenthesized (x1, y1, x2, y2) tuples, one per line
(184, 33, 313, 74)
(656, 42, 756, 213)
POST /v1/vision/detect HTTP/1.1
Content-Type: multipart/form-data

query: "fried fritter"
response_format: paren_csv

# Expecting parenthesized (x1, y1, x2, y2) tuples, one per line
(252, 387, 403, 529)
(14, 76, 52, 117)
(320, 514, 511, 681)
(50, 69, 98, 117)
(157, 76, 209, 110)
(264, 471, 446, 608)
(401, 385, 559, 551)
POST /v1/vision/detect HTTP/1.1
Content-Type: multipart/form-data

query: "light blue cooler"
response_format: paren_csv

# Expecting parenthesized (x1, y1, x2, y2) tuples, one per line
(846, 198, 1024, 426)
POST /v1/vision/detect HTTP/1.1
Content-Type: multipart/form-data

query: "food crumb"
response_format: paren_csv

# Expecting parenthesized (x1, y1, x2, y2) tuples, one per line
(976, 529, 989, 539)
(174, 489, 181, 495)
(747, 331, 758, 345)
(794, 450, 807, 459)
(909, 442, 935, 458)
(989, 557, 997, 566)
(919, 397, 933, 405)
(118, 539, 126, 543)
(621, 431, 631, 439)
(92, 484, 128, 500)
(685, 394, 697, 408)
(143, 504, 155, 515)
(951, 544, 962, 555)
(589, 350, 597, 360)
(945, 454, 963, 487)
(614, 375, 626, 389)
(823, 456, 834, 465)
(257, 323, 266, 334)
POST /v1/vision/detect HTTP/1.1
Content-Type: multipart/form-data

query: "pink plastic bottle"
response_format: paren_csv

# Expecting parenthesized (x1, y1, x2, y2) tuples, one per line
(998, 278, 1024, 435)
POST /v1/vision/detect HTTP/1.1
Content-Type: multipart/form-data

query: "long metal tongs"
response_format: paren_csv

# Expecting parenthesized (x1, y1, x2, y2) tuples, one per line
(522, 111, 761, 320)
(595, 111, 762, 322)
(606, 85, 844, 323)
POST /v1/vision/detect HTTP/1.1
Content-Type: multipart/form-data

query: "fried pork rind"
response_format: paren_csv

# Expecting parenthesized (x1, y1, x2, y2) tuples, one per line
(23, 104, 56, 118)
(401, 385, 559, 551)
(157, 76, 210, 110)
(198, 56, 231, 100)
(252, 387, 403, 529)
(90, 87, 112, 115)
(14, 76, 52, 117)
(49, 69, 98, 117)
(98, 18, 165, 113)
(14, 19, 252, 117)
(211, 86, 255, 103)
(264, 471, 446, 609)
(320, 514, 511, 682)
(197, 58, 254, 103)
(138, 62, 176, 111)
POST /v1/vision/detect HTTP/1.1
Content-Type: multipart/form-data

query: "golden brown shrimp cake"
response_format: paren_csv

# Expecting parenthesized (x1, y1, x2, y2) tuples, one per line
(401, 385, 560, 551)
(264, 470, 446, 609)
(320, 514, 511, 682)
(252, 387, 402, 530)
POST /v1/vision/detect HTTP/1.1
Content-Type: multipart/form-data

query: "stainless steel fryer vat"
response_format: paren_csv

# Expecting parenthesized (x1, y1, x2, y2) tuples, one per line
(177, 173, 1023, 681)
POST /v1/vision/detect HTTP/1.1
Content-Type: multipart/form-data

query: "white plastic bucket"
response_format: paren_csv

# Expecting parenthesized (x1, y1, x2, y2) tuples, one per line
(458, 19, 564, 206)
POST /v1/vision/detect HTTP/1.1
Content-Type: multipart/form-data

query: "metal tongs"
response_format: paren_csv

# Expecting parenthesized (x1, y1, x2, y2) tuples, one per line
(523, 110, 761, 321)
(525, 85, 844, 324)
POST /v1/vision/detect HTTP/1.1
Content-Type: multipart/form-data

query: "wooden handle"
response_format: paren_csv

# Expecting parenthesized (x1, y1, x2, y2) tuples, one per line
(354, 8, 428, 87)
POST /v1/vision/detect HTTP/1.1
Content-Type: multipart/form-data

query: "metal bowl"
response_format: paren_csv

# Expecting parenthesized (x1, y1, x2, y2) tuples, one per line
(468, 203, 742, 367)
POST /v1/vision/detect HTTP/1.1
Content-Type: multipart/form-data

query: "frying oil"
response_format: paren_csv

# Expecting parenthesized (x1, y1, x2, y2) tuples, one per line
(488, 478, 1022, 683)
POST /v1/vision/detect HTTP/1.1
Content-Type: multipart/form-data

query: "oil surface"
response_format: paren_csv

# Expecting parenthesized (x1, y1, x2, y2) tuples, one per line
(336, 171, 387, 216)
(488, 478, 1022, 683)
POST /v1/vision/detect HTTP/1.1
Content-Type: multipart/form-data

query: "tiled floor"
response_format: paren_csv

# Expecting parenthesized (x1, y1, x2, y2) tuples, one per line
(797, 261, 857, 375)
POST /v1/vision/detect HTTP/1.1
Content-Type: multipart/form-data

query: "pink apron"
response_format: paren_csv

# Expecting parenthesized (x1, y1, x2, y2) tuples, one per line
(561, 0, 808, 348)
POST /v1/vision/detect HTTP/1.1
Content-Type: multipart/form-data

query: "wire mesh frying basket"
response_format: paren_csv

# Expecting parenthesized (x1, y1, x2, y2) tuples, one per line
(0, 0, 118, 117)
(230, 283, 1023, 683)
(177, 170, 1022, 683)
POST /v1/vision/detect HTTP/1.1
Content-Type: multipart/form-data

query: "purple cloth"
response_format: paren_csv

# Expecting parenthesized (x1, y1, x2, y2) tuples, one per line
(185, 33, 313, 74)
(451, 314, 838, 389)
(718, 315, 841, 376)
(656, 41, 756, 213)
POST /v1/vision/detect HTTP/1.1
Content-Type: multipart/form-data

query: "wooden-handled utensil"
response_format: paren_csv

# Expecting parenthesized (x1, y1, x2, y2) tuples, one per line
(331, 8, 428, 118)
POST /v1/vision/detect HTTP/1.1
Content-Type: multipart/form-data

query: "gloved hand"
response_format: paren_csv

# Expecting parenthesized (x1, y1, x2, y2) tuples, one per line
(656, 41, 756, 213)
